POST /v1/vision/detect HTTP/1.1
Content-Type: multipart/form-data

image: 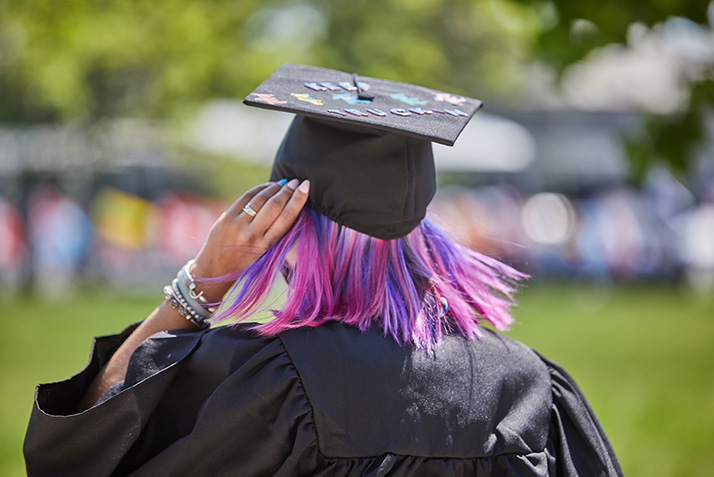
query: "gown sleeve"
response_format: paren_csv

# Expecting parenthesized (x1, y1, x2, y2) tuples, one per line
(541, 355, 624, 477)
(23, 323, 205, 477)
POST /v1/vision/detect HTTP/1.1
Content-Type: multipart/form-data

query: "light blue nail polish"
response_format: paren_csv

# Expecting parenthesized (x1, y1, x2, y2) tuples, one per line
(277, 179, 288, 187)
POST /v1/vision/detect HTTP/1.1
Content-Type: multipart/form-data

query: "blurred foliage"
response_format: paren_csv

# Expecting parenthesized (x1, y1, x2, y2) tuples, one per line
(625, 68, 714, 185)
(514, 0, 713, 185)
(0, 0, 284, 121)
(514, 0, 708, 70)
(0, 0, 540, 122)
(0, 0, 712, 182)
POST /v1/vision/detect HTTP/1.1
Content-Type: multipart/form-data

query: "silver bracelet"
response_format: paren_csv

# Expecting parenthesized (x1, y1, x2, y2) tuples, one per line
(171, 278, 209, 326)
(164, 280, 210, 329)
(176, 260, 213, 319)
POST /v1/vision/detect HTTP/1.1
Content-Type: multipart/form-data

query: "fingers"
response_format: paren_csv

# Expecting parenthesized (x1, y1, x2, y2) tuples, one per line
(225, 183, 272, 217)
(240, 181, 288, 224)
(249, 179, 304, 231)
(264, 180, 310, 243)
(224, 178, 310, 240)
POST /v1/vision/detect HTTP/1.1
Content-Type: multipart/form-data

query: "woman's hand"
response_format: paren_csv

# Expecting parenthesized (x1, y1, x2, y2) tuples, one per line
(190, 179, 310, 302)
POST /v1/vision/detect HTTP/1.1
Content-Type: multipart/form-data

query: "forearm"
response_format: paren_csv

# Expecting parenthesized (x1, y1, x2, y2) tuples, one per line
(78, 300, 197, 411)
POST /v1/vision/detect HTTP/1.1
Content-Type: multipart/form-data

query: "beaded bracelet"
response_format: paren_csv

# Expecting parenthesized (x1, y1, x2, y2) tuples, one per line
(164, 279, 210, 329)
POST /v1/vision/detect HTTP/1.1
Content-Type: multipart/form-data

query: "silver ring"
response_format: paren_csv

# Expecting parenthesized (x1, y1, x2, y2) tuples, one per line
(242, 203, 258, 217)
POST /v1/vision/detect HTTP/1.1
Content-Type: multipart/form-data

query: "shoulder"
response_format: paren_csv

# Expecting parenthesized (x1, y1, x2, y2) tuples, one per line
(193, 323, 286, 365)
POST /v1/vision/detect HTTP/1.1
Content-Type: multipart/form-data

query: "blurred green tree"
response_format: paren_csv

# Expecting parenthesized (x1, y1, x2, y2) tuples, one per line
(0, 0, 541, 122)
(516, 1, 707, 69)
(0, 0, 282, 121)
(513, 0, 712, 184)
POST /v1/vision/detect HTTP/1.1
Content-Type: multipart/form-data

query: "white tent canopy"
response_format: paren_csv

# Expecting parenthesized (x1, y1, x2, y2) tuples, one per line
(433, 113, 535, 172)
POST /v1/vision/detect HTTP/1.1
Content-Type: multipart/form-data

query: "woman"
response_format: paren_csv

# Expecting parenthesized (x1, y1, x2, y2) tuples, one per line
(25, 65, 623, 476)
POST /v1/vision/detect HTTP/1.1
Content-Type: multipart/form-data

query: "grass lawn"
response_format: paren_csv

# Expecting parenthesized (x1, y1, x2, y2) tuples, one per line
(2, 284, 713, 476)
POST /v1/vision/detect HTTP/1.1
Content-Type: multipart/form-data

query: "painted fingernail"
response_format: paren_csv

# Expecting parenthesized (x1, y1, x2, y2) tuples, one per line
(277, 179, 288, 187)
(298, 180, 310, 194)
(286, 179, 299, 190)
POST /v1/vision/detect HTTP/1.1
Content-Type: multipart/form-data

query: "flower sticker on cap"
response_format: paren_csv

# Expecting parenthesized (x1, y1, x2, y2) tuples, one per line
(291, 93, 324, 106)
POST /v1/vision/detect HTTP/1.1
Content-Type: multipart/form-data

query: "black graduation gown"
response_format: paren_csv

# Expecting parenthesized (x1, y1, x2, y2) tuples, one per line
(24, 322, 623, 476)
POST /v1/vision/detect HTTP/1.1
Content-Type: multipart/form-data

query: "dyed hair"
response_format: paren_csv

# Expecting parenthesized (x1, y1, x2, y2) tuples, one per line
(212, 207, 526, 348)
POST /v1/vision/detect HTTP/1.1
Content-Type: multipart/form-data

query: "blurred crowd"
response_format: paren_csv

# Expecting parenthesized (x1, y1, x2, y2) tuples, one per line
(0, 181, 223, 295)
(430, 169, 714, 291)
(2, 166, 714, 296)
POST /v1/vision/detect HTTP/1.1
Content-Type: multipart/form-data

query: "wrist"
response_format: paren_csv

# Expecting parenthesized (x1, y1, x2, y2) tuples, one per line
(156, 299, 199, 330)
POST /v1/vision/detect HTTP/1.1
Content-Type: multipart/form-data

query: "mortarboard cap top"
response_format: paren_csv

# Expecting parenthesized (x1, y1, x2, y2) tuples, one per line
(244, 64, 483, 239)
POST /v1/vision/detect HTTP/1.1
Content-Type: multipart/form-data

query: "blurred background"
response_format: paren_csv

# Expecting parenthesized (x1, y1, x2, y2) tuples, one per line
(1, 1, 713, 475)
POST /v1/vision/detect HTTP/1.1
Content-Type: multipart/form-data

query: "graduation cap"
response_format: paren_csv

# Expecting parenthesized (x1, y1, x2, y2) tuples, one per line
(244, 64, 483, 240)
